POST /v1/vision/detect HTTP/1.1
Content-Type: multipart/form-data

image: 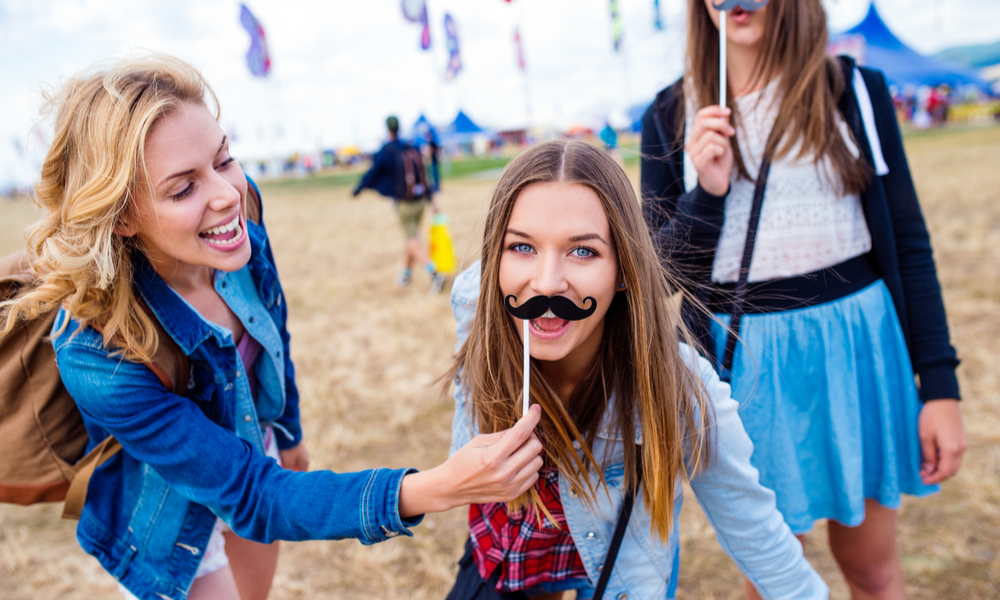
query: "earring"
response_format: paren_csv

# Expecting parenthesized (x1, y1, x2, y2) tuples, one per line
(619, 282, 626, 290)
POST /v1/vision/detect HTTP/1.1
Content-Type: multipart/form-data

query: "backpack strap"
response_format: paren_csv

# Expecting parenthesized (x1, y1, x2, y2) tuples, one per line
(61, 436, 121, 520)
(836, 56, 890, 176)
(61, 300, 189, 520)
(850, 67, 890, 176)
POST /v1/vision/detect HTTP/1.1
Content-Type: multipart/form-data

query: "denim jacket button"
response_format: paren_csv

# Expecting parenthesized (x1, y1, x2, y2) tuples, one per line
(381, 525, 400, 539)
(616, 594, 628, 600)
(244, 415, 252, 423)
(225, 383, 234, 391)
(585, 531, 596, 539)
(568, 487, 579, 498)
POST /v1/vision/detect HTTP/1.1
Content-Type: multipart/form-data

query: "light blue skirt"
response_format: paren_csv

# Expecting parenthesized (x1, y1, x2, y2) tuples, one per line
(711, 279, 939, 534)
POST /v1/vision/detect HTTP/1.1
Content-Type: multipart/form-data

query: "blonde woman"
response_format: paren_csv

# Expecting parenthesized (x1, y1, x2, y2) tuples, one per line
(444, 140, 827, 600)
(1, 54, 543, 600)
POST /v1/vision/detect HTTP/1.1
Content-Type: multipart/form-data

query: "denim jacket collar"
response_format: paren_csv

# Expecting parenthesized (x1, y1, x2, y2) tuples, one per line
(132, 220, 272, 356)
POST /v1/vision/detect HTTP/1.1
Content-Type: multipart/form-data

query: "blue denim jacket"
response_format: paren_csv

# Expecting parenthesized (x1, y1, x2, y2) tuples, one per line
(449, 263, 828, 600)
(52, 213, 420, 600)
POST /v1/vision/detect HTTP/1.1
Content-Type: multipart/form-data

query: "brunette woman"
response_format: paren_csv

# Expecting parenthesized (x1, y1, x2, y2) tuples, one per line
(640, 1, 966, 598)
(446, 140, 827, 599)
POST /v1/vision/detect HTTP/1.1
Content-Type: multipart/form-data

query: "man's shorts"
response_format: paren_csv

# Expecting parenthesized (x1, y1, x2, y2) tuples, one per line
(395, 200, 427, 239)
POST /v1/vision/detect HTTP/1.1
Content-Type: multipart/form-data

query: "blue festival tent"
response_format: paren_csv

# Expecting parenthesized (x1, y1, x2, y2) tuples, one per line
(440, 110, 488, 149)
(411, 114, 438, 145)
(836, 3, 988, 91)
(449, 110, 484, 135)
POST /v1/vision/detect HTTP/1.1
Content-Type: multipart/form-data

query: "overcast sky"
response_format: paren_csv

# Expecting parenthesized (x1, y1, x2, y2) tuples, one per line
(2, 0, 999, 188)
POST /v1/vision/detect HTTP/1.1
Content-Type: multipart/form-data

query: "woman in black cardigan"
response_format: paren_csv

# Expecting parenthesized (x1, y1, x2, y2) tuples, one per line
(640, 1, 965, 598)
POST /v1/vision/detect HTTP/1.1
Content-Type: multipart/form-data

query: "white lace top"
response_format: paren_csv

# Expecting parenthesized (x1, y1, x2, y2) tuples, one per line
(683, 78, 873, 284)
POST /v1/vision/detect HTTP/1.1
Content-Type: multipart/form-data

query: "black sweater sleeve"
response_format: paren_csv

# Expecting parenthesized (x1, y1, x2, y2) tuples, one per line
(640, 84, 729, 281)
(861, 68, 960, 401)
(640, 84, 730, 356)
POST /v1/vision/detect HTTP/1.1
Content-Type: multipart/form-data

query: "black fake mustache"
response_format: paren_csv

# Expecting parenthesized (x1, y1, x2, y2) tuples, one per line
(504, 295, 597, 322)
(712, 0, 769, 11)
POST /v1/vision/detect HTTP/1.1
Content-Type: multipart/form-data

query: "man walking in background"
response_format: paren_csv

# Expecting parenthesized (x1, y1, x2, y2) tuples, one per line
(353, 116, 445, 292)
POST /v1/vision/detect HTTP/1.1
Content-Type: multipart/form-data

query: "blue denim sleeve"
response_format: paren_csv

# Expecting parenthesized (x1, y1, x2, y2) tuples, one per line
(683, 346, 829, 600)
(449, 262, 482, 457)
(55, 329, 420, 545)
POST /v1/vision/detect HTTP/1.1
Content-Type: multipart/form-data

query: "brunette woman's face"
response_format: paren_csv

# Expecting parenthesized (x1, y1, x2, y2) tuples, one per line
(703, 0, 768, 49)
(127, 102, 251, 281)
(498, 182, 620, 366)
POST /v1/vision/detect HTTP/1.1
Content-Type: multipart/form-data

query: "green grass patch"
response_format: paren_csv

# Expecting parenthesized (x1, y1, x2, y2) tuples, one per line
(259, 156, 515, 192)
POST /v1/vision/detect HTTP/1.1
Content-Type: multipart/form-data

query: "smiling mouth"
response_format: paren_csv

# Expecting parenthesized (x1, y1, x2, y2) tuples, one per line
(531, 310, 569, 334)
(199, 214, 243, 247)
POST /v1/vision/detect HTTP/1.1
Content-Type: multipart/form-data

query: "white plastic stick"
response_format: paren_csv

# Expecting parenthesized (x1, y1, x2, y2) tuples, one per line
(522, 319, 530, 416)
(719, 12, 727, 108)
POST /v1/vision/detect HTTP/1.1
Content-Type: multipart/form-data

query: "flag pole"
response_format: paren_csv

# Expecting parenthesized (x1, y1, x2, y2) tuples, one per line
(516, 1, 532, 131)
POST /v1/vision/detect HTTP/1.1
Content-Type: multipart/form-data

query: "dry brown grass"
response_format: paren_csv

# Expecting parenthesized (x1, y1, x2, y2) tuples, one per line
(2, 127, 999, 599)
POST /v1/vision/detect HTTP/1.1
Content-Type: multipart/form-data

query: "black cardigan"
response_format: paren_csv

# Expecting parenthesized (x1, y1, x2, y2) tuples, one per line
(639, 57, 960, 402)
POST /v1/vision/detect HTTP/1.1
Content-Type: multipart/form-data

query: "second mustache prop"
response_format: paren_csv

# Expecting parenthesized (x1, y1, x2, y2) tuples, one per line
(504, 294, 598, 416)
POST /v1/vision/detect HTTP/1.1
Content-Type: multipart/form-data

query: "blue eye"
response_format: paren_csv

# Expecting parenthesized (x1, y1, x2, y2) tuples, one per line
(572, 247, 595, 258)
(510, 243, 533, 254)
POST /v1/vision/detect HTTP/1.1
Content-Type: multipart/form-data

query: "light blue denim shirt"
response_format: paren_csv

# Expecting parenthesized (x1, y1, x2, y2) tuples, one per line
(449, 262, 828, 600)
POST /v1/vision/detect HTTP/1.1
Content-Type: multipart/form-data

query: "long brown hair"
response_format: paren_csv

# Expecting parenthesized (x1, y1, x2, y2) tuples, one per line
(683, 0, 870, 192)
(452, 140, 712, 541)
(0, 54, 218, 362)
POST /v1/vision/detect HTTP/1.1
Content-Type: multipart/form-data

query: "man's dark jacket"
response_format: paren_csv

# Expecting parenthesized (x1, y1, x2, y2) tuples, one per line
(354, 139, 429, 201)
(639, 57, 960, 402)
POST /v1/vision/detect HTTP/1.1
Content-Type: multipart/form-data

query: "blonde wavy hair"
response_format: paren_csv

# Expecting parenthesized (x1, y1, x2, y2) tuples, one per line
(0, 54, 218, 362)
(452, 140, 712, 541)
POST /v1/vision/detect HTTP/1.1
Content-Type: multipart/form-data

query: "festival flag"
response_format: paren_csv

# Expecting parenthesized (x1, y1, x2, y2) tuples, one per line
(610, 0, 623, 52)
(401, 0, 431, 50)
(654, 0, 664, 31)
(239, 4, 271, 77)
(514, 27, 526, 71)
(444, 13, 462, 80)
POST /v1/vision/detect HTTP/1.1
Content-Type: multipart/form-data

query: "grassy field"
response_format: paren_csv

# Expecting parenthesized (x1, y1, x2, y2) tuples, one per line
(1, 127, 998, 599)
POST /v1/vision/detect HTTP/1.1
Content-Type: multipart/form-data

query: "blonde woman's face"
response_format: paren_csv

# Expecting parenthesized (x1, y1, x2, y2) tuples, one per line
(129, 102, 251, 282)
(498, 182, 620, 367)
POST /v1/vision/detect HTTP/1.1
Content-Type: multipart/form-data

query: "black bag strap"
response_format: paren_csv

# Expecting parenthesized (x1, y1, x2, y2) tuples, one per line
(720, 158, 773, 376)
(592, 460, 644, 600)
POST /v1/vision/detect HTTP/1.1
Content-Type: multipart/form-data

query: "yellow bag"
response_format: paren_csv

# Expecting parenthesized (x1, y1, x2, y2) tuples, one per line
(429, 213, 456, 274)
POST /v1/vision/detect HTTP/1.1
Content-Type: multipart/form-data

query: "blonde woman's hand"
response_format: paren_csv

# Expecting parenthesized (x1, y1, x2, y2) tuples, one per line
(686, 105, 735, 197)
(279, 443, 310, 472)
(398, 404, 543, 518)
